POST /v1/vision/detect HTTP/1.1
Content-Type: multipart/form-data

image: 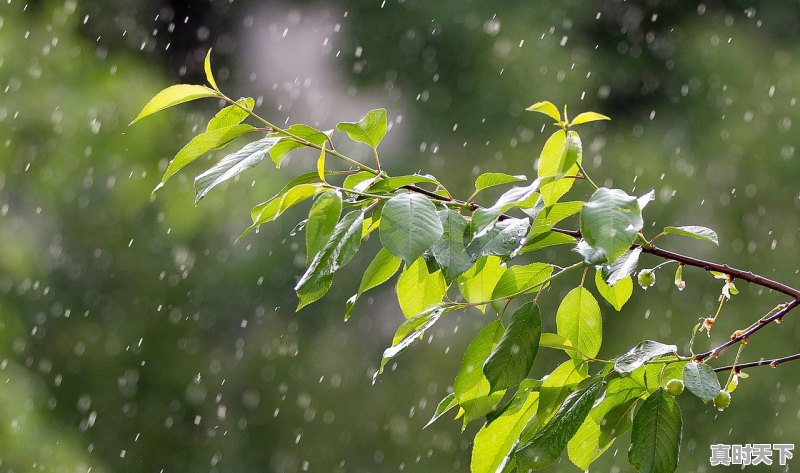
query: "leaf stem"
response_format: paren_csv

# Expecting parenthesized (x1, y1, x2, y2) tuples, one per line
(576, 162, 599, 190)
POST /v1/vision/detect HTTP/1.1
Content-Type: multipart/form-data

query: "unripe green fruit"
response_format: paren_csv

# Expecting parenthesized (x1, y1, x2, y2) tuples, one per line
(665, 379, 684, 396)
(638, 269, 656, 289)
(714, 390, 731, 410)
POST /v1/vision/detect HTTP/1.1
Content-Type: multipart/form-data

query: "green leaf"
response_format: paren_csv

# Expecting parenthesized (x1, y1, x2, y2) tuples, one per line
(471, 181, 540, 232)
(516, 377, 605, 471)
(359, 247, 403, 295)
(457, 256, 504, 313)
(594, 270, 633, 311)
(614, 341, 678, 374)
(471, 384, 539, 473)
(628, 389, 682, 473)
(248, 183, 323, 230)
(556, 287, 602, 360)
(491, 263, 553, 300)
(537, 130, 579, 206)
(336, 108, 387, 149)
(580, 187, 644, 262)
(454, 321, 506, 425)
(203, 48, 219, 91)
(663, 226, 719, 246)
(552, 131, 582, 180)
(424, 392, 458, 429)
(521, 232, 577, 254)
(537, 359, 589, 424)
(539, 333, 578, 353)
(380, 193, 443, 265)
(396, 257, 447, 318)
(158, 124, 256, 186)
(430, 210, 473, 282)
(570, 111, 611, 126)
(316, 147, 326, 181)
(599, 247, 642, 286)
(130, 84, 219, 125)
(529, 201, 583, 236)
(193, 136, 280, 203)
(526, 101, 561, 122)
(466, 218, 530, 260)
(484, 302, 542, 392)
(342, 171, 376, 190)
(269, 124, 331, 168)
(305, 190, 343, 263)
(206, 98, 254, 131)
(295, 210, 364, 293)
(296, 275, 333, 311)
(637, 190, 656, 210)
(682, 362, 721, 402)
(645, 362, 687, 389)
(568, 396, 636, 470)
(375, 306, 451, 382)
(367, 174, 440, 193)
(473, 172, 528, 193)
(575, 239, 607, 265)
(345, 247, 403, 320)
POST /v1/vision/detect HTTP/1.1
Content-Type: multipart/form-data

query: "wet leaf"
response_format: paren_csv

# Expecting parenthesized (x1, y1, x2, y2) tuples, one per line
(682, 362, 721, 402)
(663, 226, 719, 246)
(628, 389, 682, 473)
(580, 187, 643, 263)
(380, 193, 443, 265)
(295, 210, 364, 293)
(194, 136, 280, 202)
(159, 124, 256, 186)
(430, 210, 473, 282)
(375, 306, 451, 381)
(483, 302, 542, 392)
(614, 341, 678, 374)
(516, 377, 604, 471)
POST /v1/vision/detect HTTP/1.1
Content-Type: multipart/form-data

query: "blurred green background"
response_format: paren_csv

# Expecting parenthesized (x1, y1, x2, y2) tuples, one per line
(2, 1, 800, 471)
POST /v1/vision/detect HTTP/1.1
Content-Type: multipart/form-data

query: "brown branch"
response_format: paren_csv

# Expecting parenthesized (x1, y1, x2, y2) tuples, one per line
(696, 298, 800, 361)
(389, 184, 800, 363)
(713, 352, 800, 372)
(551, 228, 800, 300)
(548, 228, 800, 362)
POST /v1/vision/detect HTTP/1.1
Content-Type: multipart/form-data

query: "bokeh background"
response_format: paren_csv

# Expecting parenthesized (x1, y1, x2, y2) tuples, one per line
(2, 1, 800, 472)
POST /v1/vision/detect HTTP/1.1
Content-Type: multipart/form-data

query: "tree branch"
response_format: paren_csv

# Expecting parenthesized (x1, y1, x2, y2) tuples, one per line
(376, 176, 800, 365)
(695, 298, 800, 361)
(550, 228, 800, 300)
(713, 352, 800, 372)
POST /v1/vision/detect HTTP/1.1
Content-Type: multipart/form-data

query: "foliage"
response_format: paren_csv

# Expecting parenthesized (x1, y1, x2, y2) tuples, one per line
(131, 52, 800, 473)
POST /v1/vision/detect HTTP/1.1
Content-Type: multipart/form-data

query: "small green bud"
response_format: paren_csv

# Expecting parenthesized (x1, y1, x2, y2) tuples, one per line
(674, 264, 685, 290)
(638, 269, 656, 290)
(714, 390, 731, 410)
(665, 379, 685, 396)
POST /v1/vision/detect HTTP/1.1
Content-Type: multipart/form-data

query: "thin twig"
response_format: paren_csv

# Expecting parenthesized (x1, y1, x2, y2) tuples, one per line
(695, 299, 800, 361)
(713, 352, 800, 372)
